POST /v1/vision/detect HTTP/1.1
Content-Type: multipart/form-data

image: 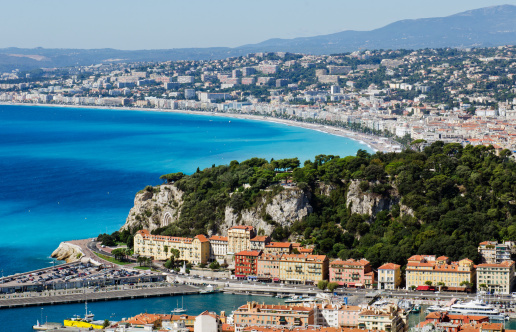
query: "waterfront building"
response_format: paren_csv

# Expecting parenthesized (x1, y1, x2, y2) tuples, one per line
(358, 304, 405, 332)
(377, 263, 401, 290)
(134, 230, 210, 264)
(478, 241, 515, 264)
(329, 258, 374, 288)
(234, 250, 262, 277)
(278, 253, 329, 285)
(209, 235, 228, 263)
(476, 260, 515, 294)
(256, 253, 282, 281)
(228, 225, 255, 255)
(405, 255, 475, 289)
(233, 302, 315, 327)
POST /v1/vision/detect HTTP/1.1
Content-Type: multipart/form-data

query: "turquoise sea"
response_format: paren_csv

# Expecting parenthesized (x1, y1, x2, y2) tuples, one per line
(0, 104, 371, 330)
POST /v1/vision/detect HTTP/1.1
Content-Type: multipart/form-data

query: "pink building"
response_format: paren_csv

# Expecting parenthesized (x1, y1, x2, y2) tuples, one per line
(256, 253, 282, 282)
(338, 305, 362, 327)
(329, 258, 374, 288)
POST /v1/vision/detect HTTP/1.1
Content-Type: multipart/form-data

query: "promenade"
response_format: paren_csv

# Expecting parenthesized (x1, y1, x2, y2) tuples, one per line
(0, 284, 198, 309)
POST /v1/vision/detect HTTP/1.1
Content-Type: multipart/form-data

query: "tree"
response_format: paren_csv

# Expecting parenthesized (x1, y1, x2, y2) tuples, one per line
(317, 280, 328, 290)
(327, 282, 339, 292)
(209, 261, 220, 270)
(159, 172, 184, 184)
(137, 256, 145, 267)
(425, 281, 433, 286)
(111, 248, 127, 262)
(103, 319, 110, 328)
(479, 283, 487, 290)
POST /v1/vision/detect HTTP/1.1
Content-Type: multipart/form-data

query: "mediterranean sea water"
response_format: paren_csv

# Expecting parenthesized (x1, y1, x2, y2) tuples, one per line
(0, 104, 371, 330)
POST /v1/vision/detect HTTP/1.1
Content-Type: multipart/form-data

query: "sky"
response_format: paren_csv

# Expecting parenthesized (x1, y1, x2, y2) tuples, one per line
(1, 0, 516, 50)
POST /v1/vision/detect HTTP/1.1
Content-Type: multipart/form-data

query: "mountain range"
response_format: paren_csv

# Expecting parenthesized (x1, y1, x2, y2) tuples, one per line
(2, 5, 516, 72)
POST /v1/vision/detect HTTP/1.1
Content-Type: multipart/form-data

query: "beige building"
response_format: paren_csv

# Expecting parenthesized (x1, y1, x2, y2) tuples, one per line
(208, 235, 228, 263)
(405, 255, 475, 289)
(378, 263, 402, 290)
(250, 235, 270, 251)
(478, 241, 515, 264)
(134, 230, 210, 265)
(476, 260, 515, 294)
(227, 225, 255, 255)
(264, 242, 292, 255)
(279, 253, 329, 285)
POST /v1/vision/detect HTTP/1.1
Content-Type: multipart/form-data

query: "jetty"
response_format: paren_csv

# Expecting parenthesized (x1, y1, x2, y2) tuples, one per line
(0, 284, 198, 309)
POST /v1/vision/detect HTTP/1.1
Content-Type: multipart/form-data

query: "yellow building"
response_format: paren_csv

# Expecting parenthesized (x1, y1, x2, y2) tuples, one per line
(405, 255, 475, 289)
(133, 230, 210, 265)
(476, 260, 515, 294)
(227, 225, 255, 255)
(278, 253, 328, 285)
(378, 263, 402, 290)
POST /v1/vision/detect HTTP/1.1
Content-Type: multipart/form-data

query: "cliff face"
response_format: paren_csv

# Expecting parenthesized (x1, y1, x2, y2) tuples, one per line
(120, 184, 312, 236)
(346, 180, 400, 218)
(121, 184, 183, 233)
(221, 188, 312, 236)
(51, 242, 83, 263)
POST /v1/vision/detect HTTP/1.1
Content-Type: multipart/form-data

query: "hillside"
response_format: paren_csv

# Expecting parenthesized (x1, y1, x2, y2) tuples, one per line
(2, 5, 516, 71)
(120, 142, 516, 269)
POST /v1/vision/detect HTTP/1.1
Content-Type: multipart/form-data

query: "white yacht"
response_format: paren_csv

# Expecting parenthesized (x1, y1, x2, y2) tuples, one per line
(427, 298, 507, 321)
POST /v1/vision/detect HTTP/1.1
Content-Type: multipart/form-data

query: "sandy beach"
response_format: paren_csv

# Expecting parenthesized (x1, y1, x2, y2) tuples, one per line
(1, 102, 401, 153)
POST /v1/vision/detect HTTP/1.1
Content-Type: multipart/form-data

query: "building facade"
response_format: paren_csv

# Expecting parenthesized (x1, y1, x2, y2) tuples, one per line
(233, 302, 314, 327)
(378, 263, 402, 290)
(228, 225, 255, 255)
(476, 260, 515, 294)
(405, 255, 475, 289)
(329, 259, 374, 288)
(234, 250, 262, 277)
(134, 230, 210, 264)
(208, 235, 228, 263)
(278, 254, 329, 285)
(478, 241, 515, 264)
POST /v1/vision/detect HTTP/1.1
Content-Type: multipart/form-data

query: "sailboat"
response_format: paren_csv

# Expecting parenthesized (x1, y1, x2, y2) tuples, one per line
(172, 296, 187, 313)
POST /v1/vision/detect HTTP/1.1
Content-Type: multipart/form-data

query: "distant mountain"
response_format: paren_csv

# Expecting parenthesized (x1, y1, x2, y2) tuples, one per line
(249, 4, 516, 53)
(1, 5, 516, 72)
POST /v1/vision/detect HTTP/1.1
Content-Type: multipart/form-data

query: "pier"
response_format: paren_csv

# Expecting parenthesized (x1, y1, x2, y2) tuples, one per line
(0, 284, 199, 309)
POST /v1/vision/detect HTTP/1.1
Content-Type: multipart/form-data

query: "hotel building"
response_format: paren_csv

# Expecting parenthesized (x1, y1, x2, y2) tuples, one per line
(405, 255, 475, 289)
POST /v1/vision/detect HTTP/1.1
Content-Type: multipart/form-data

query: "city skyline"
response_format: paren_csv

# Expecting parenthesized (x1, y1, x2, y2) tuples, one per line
(2, 1, 516, 50)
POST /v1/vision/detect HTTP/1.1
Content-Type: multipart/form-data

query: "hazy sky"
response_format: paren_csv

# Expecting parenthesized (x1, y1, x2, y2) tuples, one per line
(2, 0, 516, 50)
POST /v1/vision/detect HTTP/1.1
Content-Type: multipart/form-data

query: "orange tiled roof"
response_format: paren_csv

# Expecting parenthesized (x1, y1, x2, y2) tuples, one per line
(209, 235, 228, 242)
(378, 263, 401, 270)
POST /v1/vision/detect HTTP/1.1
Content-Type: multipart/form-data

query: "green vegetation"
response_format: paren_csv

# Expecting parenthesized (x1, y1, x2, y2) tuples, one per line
(134, 266, 150, 270)
(93, 252, 131, 265)
(317, 280, 329, 290)
(125, 142, 516, 270)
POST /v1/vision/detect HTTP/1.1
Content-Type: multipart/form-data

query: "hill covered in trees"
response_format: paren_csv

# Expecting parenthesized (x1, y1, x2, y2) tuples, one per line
(123, 142, 516, 269)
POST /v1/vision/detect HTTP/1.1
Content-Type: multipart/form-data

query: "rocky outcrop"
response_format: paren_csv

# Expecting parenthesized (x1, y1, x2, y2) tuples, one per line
(221, 187, 313, 236)
(346, 180, 400, 219)
(121, 184, 184, 232)
(51, 242, 84, 263)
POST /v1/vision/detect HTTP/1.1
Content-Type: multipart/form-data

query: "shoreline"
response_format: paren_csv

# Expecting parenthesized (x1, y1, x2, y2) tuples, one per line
(0, 102, 401, 153)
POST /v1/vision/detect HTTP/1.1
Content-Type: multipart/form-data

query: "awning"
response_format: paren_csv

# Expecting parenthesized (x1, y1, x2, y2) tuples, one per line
(273, 278, 280, 281)
(234, 274, 246, 278)
(247, 276, 257, 279)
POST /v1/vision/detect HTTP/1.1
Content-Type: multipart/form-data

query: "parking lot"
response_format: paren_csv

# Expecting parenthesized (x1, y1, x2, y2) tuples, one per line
(0, 262, 160, 293)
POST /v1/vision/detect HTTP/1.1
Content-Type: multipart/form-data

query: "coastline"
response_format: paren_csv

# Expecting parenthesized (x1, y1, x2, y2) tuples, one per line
(0, 102, 401, 153)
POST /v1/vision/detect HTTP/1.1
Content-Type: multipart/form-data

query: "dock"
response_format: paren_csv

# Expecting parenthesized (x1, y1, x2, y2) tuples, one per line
(0, 284, 199, 309)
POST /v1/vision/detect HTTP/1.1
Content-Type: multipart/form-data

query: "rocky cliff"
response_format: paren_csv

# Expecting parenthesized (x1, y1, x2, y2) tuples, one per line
(221, 187, 312, 236)
(120, 184, 312, 236)
(121, 184, 184, 233)
(51, 242, 84, 263)
(345, 180, 400, 218)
